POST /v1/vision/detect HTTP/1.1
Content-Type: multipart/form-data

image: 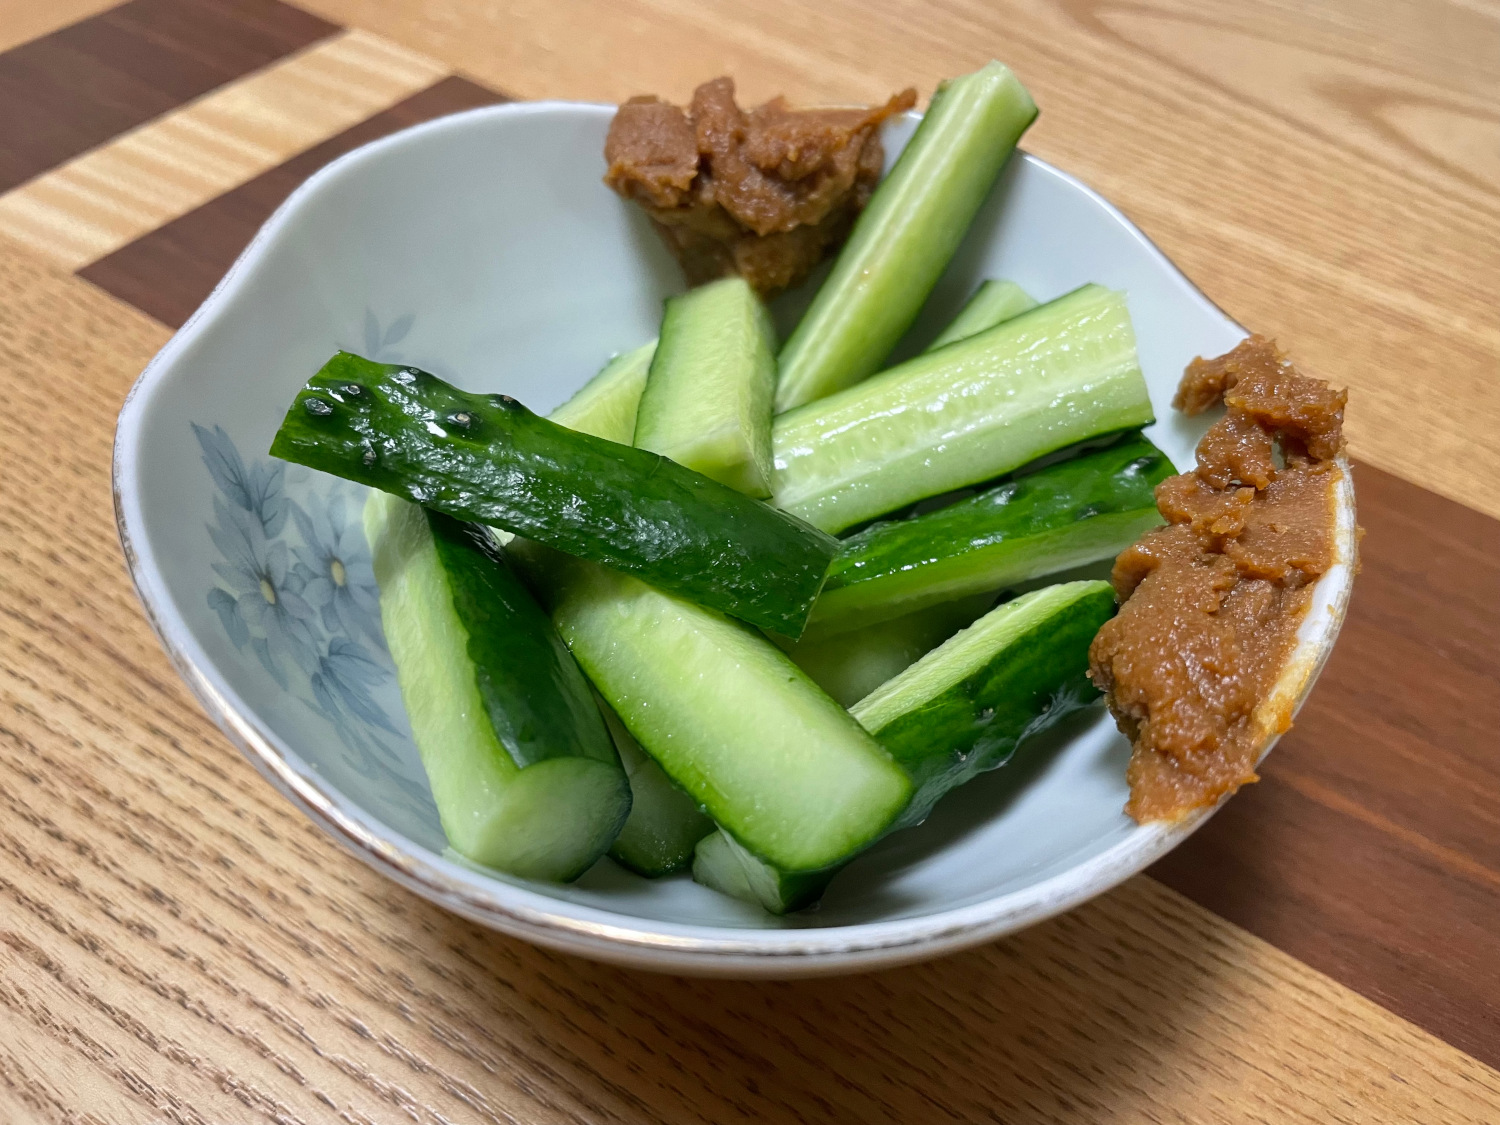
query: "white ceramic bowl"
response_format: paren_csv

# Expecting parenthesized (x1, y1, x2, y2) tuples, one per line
(114, 102, 1355, 976)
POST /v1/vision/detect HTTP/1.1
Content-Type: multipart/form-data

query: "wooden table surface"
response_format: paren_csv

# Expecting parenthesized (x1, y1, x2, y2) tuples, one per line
(1, 1, 1497, 1121)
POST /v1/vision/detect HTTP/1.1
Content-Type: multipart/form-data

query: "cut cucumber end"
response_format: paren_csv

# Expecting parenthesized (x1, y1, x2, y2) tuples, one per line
(635, 276, 777, 497)
(692, 830, 836, 915)
(455, 756, 632, 882)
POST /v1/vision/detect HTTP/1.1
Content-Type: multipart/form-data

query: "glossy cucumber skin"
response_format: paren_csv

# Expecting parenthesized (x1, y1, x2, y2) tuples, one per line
(271, 352, 838, 637)
(365, 494, 629, 881)
(775, 62, 1039, 410)
(809, 434, 1172, 636)
(550, 341, 656, 441)
(427, 512, 619, 769)
(924, 279, 1037, 352)
(635, 277, 777, 497)
(771, 284, 1154, 533)
(853, 581, 1116, 829)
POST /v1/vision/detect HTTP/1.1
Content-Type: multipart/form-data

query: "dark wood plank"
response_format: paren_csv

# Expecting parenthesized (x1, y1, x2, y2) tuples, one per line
(0, 0, 338, 194)
(1152, 461, 1500, 1066)
(79, 76, 508, 327)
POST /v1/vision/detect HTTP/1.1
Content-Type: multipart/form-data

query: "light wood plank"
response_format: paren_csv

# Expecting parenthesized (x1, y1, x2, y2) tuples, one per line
(0, 29, 447, 269)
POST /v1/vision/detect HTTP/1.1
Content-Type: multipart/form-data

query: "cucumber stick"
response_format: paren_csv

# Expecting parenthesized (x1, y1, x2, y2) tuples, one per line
(778, 592, 996, 707)
(771, 284, 1153, 533)
(599, 702, 713, 877)
(808, 434, 1172, 637)
(700, 580, 1114, 912)
(634, 278, 776, 497)
(546, 356, 714, 877)
(552, 280, 1031, 454)
(528, 548, 912, 874)
(550, 341, 655, 441)
(775, 62, 1038, 410)
(271, 353, 837, 637)
(925, 280, 1037, 352)
(364, 493, 629, 881)
(853, 580, 1115, 829)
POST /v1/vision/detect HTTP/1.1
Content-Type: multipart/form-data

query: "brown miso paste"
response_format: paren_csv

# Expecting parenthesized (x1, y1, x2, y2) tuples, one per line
(603, 77, 915, 297)
(1088, 336, 1348, 823)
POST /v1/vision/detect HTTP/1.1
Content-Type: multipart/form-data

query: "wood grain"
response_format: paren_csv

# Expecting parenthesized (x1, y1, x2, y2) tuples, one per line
(1153, 460, 1500, 1066)
(0, 0, 118, 55)
(0, 0, 338, 194)
(296, 0, 1500, 522)
(0, 0, 1496, 1119)
(1, 236, 1498, 1125)
(80, 76, 509, 328)
(0, 29, 447, 269)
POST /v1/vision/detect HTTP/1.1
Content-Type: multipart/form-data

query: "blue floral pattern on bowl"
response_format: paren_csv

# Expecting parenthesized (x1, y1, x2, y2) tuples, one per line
(193, 422, 428, 806)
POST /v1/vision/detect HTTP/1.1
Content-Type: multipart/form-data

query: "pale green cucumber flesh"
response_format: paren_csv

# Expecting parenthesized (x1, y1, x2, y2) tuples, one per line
(924, 279, 1038, 352)
(777, 592, 996, 708)
(771, 283, 1154, 533)
(807, 434, 1171, 637)
(547, 357, 717, 878)
(550, 341, 656, 442)
(692, 830, 836, 915)
(533, 549, 912, 874)
(853, 580, 1116, 829)
(600, 703, 714, 877)
(364, 493, 630, 881)
(775, 61, 1039, 411)
(634, 277, 776, 497)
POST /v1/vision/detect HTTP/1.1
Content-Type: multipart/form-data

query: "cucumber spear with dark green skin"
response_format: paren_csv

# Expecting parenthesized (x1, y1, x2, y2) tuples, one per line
(364, 493, 631, 881)
(807, 434, 1173, 637)
(695, 580, 1116, 912)
(272, 352, 839, 637)
(852, 580, 1116, 830)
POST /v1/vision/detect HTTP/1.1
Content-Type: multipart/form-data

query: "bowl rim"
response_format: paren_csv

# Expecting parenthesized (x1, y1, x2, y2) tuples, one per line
(112, 99, 1357, 973)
